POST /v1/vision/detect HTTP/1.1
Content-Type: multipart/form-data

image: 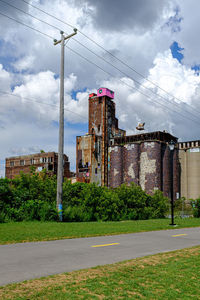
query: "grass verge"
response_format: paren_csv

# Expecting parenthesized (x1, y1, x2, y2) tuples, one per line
(0, 246, 200, 299)
(0, 218, 199, 245)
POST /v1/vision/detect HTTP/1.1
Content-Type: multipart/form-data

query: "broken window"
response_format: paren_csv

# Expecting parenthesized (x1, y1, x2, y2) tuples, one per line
(20, 160, 25, 166)
(78, 159, 83, 168)
(48, 164, 53, 171)
(10, 161, 14, 167)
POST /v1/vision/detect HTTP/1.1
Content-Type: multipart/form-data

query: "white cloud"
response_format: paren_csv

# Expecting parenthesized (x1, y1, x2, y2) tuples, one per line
(146, 50, 200, 104)
(0, 64, 12, 91)
(0, 64, 89, 176)
(13, 55, 35, 71)
(1, 0, 200, 178)
(173, 0, 200, 67)
(100, 50, 200, 140)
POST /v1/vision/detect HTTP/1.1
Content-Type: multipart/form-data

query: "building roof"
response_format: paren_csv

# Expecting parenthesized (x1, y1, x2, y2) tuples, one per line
(113, 131, 178, 145)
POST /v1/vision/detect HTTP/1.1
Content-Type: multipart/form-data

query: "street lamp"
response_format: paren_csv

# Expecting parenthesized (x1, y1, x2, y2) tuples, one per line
(169, 140, 176, 226)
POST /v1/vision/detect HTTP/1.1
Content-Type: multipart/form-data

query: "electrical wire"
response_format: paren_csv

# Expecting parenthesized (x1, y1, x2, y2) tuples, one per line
(0, 0, 61, 32)
(0, 9, 200, 125)
(2, 0, 200, 121)
(19, 0, 200, 115)
(0, 10, 53, 39)
(65, 44, 200, 125)
(0, 90, 87, 121)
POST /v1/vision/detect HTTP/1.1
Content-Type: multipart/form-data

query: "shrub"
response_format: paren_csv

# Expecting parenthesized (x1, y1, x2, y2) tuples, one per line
(150, 190, 169, 218)
(192, 198, 200, 218)
(1, 173, 169, 222)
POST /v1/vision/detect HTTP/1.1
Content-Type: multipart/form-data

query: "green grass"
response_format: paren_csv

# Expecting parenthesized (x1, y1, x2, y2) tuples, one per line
(0, 218, 199, 245)
(0, 246, 200, 299)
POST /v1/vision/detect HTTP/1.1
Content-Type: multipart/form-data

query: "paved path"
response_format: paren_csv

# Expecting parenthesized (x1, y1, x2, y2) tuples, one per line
(0, 227, 199, 286)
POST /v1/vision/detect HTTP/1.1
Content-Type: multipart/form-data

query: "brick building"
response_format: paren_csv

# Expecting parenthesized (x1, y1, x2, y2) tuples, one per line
(76, 88, 125, 185)
(5, 152, 70, 179)
(76, 87, 180, 198)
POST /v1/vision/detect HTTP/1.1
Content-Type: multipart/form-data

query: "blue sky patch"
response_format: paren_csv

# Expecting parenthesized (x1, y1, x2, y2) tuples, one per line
(191, 65, 200, 75)
(71, 87, 87, 100)
(170, 41, 184, 63)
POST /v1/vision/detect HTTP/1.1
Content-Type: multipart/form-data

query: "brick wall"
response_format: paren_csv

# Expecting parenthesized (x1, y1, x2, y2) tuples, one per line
(109, 145, 123, 187)
(109, 141, 179, 197)
(162, 144, 170, 197)
(139, 142, 161, 194)
(5, 152, 70, 179)
(123, 143, 139, 185)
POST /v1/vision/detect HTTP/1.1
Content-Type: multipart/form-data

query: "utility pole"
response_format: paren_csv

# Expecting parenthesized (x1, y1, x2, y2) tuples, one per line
(54, 29, 77, 221)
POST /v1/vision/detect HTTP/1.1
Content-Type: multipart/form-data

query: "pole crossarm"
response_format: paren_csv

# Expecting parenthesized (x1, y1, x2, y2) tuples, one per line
(54, 29, 77, 45)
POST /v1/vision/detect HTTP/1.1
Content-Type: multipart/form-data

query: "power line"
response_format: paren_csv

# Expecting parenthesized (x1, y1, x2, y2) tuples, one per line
(1, 9, 200, 126)
(0, 0, 61, 32)
(19, 0, 200, 115)
(65, 44, 200, 125)
(67, 39, 200, 121)
(5, 0, 199, 121)
(0, 90, 87, 121)
(0, 11, 53, 39)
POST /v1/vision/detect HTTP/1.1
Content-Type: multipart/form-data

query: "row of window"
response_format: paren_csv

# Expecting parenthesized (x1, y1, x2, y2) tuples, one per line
(179, 141, 200, 149)
(9, 157, 53, 167)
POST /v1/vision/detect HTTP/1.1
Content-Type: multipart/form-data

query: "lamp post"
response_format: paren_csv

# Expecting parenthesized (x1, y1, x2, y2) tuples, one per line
(169, 140, 176, 226)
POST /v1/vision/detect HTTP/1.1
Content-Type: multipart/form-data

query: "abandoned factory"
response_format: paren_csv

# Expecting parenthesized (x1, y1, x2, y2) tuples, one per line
(76, 87, 200, 200)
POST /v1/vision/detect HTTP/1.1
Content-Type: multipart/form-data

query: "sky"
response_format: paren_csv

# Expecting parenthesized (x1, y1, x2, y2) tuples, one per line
(0, 0, 200, 176)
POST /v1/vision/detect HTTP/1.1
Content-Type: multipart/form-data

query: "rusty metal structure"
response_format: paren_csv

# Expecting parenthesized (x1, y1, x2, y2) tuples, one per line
(76, 88, 180, 197)
(136, 122, 145, 131)
(5, 152, 70, 179)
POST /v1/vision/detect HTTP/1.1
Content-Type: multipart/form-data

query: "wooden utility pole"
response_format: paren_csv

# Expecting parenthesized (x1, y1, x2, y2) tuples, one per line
(54, 29, 77, 221)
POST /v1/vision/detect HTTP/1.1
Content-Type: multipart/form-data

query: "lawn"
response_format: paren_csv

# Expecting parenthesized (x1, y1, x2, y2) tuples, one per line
(0, 218, 199, 244)
(0, 246, 200, 299)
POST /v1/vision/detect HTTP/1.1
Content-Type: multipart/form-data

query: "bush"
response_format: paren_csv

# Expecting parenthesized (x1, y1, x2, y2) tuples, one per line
(192, 198, 200, 218)
(0, 173, 169, 222)
(150, 190, 169, 219)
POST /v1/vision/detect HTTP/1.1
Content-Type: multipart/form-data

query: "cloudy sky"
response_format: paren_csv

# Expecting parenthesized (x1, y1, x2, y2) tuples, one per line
(0, 0, 200, 176)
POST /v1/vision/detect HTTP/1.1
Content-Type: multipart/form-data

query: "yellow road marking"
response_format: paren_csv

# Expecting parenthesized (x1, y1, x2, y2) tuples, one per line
(91, 243, 119, 248)
(172, 234, 188, 237)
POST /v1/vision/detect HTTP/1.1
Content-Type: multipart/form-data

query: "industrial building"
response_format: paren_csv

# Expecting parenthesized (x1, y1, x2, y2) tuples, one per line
(76, 88, 125, 186)
(178, 141, 200, 200)
(5, 152, 70, 179)
(76, 87, 180, 198)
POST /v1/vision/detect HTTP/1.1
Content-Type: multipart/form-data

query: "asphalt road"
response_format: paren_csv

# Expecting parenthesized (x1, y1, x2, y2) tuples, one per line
(0, 227, 199, 286)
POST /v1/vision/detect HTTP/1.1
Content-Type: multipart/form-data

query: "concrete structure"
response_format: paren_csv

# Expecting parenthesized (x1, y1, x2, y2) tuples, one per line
(179, 140, 200, 199)
(5, 152, 70, 179)
(76, 88, 179, 197)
